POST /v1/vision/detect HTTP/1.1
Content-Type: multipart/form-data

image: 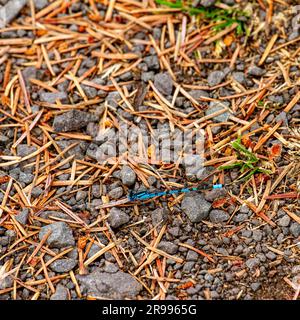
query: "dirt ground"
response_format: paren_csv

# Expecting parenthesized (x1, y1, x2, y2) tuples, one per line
(0, 0, 299, 300)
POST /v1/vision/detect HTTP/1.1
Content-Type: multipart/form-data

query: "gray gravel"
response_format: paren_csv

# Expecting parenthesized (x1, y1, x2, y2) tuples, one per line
(53, 110, 98, 132)
(205, 101, 231, 122)
(157, 241, 178, 255)
(120, 165, 136, 186)
(15, 208, 29, 225)
(181, 193, 211, 223)
(290, 223, 300, 237)
(278, 215, 291, 227)
(50, 284, 69, 300)
(0, 0, 27, 28)
(39, 91, 68, 103)
(247, 65, 265, 76)
(232, 72, 247, 85)
(77, 269, 142, 299)
(1, 0, 299, 302)
(151, 208, 168, 225)
(246, 257, 260, 269)
(107, 208, 130, 228)
(16, 144, 37, 157)
(38, 222, 75, 249)
(209, 210, 230, 223)
(49, 258, 77, 273)
(207, 70, 225, 86)
(154, 72, 173, 96)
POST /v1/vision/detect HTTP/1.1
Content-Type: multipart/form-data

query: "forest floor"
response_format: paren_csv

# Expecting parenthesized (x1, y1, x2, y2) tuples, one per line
(0, 0, 299, 300)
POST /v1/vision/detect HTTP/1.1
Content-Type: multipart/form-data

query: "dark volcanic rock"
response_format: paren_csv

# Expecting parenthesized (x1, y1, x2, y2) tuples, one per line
(107, 208, 130, 228)
(76, 269, 142, 299)
(209, 209, 230, 223)
(181, 193, 211, 223)
(53, 110, 98, 132)
(154, 72, 173, 96)
(50, 284, 69, 300)
(39, 91, 68, 103)
(0, 0, 27, 28)
(38, 222, 75, 249)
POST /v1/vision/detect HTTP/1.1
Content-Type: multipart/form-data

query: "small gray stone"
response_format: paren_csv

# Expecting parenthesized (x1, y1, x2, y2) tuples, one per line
(49, 258, 77, 273)
(15, 208, 29, 225)
(154, 72, 173, 96)
(252, 230, 263, 242)
(168, 226, 180, 237)
(205, 101, 230, 123)
(183, 154, 205, 177)
(239, 205, 250, 214)
(39, 222, 75, 249)
(39, 91, 68, 103)
(256, 253, 266, 262)
(67, 248, 78, 260)
(151, 208, 168, 226)
(266, 251, 277, 261)
(234, 214, 248, 222)
(289, 31, 300, 41)
(0, 0, 27, 28)
(250, 282, 261, 292)
(0, 236, 9, 246)
(106, 91, 121, 108)
(108, 208, 130, 228)
(50, 284, 69, 300)
(224, 272, 234, 282)
(120, 71, 133, 81)
(186, 250, 199, 261)
(278, 215, 291, 227)
(183, 261, 195, 273)
(0, 274, 13, 290)
(21, 67, 39, 86)
(40, 211, 69, 220)
(120, 166, 136, 186)
(207, 70, 225, 87)
(82, 85, 97, 99)
(290, 223, 300, 237)
(188, 89, 209, 100)
(103, 261, 119, 273)
(16, 144, 37, 157)
(76, 190, 87, 201)
(275, 112, 288, 126)
(87, 243, 102, 259)
(0, 134, 8, 145)
(58, 140, 89, 160)
(31, 187, 44, 197)
(108, 187, 123, 200)
(181, 193, 211, 223)
(76, 269, 142, 299)
(34, 0, 49, 10)
(204, 188, 226, 202)
(6, 230, 16, 242)
(53, 110, 98, 132)
(247, 66, 265, 77)
(269, 95, 284, 104)
(19, 172, 34, 184)
(209, 209, 229, 223)
(157, 241, 178, 255)
(141, 71, 154, 82)
(245, 257, 260, 269)
(144, 55, 160, 70)
(232, 72, 247, 85)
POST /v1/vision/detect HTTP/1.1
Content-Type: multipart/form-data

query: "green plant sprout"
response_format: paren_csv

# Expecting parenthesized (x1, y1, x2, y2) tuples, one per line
(218, 137, 272, 181)
(155, 0, 248, 35)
